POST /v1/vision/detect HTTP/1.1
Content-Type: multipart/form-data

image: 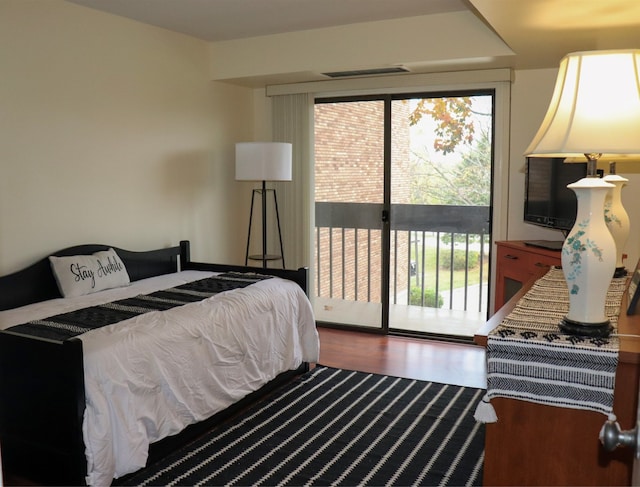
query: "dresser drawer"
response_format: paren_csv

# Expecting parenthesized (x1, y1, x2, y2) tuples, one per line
(529, 253, 561, 271)
(496, 246, 530, 265)
(494, 241, 562, 312)
(496, 246, 534, 279)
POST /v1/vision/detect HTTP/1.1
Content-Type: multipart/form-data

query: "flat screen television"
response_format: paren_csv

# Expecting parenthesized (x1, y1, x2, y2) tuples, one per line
(524, 157, 588, 233)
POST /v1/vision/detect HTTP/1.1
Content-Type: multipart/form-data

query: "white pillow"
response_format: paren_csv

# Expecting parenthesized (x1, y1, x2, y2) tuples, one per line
(49, 248, 130, 298)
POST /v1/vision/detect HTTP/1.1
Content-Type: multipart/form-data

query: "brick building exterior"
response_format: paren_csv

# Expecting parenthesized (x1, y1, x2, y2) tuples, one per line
(314, 100, 412, 303)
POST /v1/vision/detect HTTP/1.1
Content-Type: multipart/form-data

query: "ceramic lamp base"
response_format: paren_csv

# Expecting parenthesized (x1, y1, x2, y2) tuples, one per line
(561, 176, 616, 332)
(559, 317, 612, 338)
(604, 173, 630, 275)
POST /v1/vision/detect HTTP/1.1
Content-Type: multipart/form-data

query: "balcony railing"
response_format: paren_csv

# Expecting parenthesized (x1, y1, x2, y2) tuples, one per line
(315, 202, 491, 314)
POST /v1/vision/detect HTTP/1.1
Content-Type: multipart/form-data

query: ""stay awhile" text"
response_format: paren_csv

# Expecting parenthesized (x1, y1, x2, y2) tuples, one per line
(70, 256, 125, 288)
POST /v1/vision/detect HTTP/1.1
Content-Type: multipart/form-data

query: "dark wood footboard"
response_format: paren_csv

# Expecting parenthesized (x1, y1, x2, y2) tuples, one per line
(0, 333, 87, 485)
(0, 240, 311, 485)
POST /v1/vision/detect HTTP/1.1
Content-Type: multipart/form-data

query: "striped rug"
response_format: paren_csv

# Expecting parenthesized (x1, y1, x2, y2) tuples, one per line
(123, 366, 485, 486)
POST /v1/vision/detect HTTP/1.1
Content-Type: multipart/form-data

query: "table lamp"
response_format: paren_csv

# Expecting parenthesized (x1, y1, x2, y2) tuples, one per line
(525, 49, 640, 337)
(603, 162, 630, 277)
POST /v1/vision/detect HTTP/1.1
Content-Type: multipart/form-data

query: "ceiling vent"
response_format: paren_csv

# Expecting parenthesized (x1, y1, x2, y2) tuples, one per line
(321, 66, 410, 78)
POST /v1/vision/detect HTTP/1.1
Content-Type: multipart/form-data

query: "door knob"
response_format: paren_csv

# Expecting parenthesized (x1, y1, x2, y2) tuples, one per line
(600, 418, 640, 457)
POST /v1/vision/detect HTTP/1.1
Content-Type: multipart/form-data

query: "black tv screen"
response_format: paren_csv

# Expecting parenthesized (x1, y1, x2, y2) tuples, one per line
(524, 157, 587, 232)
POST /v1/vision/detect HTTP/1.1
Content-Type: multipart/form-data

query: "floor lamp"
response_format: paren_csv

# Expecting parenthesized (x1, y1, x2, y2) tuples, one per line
(525, 49, 640, 337)
(235, 142, 292, 269)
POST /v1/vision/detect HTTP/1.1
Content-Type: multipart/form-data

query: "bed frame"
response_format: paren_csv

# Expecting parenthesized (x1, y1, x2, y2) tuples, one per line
(0, 240, 309, 485)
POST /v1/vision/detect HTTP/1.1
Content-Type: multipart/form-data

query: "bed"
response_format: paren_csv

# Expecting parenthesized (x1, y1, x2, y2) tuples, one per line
(0, 240, 319, 486)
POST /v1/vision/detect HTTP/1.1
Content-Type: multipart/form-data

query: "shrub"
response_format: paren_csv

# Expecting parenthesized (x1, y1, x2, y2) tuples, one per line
(439, 249, 480, 271)
(409, 287, 444, 308)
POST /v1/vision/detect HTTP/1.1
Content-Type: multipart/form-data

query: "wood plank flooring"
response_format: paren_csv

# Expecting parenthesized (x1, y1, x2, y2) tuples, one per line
(316, 327, 487, 389)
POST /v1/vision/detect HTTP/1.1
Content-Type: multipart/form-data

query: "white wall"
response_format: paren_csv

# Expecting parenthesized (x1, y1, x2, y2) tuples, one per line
(507, 69, 560, 242)
(0, 0, 253, 274)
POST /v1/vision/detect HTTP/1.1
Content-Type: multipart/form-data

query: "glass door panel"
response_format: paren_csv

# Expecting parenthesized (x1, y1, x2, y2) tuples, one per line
(314, 99, 385, 330)
(388, 95, 493, 339)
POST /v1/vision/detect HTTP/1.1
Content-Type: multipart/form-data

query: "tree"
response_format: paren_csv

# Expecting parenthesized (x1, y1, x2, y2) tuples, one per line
(407, 96, 491, 206)
(409, 97, 476, 155)
(447, 129, 491, 206)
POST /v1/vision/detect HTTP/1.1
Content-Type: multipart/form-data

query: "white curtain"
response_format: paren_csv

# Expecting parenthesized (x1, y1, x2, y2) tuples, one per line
(271, 93, 314, 273)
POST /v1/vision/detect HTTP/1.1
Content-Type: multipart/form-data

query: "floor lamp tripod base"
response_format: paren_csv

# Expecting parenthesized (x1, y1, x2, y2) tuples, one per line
(244, 182, 285, 269)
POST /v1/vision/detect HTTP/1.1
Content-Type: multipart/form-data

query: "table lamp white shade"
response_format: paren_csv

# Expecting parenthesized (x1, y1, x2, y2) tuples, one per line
(525, 49, 640, 158)
(235, 142, 292, 181)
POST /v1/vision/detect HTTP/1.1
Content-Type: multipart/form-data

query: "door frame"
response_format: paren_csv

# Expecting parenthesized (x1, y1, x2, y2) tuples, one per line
(311, 78, 511, 336)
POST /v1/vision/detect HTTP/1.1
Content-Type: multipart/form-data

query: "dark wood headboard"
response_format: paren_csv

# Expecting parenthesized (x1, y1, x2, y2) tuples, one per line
(0, 242, 184, 311)
(0, 240, 309, 312)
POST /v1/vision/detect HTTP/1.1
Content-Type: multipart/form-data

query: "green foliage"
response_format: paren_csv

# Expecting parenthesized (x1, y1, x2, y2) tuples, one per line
(410, 129, 491, 206)
(409, 97, 475, 155)
(408, 96, 492, 207)
(448, 130, 491, 206)
(439, 249, 480, 271)
(440, 233, 483, 246)
(409, 286, 444, 308)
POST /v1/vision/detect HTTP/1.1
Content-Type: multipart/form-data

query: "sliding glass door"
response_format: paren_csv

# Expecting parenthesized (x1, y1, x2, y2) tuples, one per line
(313, 92, 494, 340)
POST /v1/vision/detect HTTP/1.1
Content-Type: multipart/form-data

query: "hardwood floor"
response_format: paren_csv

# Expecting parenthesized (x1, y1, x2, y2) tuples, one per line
(316, 326, 487, 389)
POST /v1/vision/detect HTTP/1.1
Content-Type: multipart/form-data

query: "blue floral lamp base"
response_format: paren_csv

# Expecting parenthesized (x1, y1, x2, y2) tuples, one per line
(560, 176, 616, 338)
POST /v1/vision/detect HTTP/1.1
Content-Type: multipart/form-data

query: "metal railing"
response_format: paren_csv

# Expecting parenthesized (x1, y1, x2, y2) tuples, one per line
(315, 202, 491, 313)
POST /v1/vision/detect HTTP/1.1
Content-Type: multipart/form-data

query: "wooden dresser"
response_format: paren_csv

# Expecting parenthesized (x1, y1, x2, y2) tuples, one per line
(476, 265, 640, 486)
(494, 240, 561, 311)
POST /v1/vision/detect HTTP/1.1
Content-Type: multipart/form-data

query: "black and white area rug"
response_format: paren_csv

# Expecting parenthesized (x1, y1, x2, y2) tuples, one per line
(123, 366, 485, 486)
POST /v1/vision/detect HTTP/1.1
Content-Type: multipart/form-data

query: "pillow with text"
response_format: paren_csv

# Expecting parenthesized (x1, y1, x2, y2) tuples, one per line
(49, 248, 130, 298)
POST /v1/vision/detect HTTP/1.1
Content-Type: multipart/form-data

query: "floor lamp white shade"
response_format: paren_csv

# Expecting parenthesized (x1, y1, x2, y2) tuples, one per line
(525, 49, 640, 337)
(235, 142, 292, 181)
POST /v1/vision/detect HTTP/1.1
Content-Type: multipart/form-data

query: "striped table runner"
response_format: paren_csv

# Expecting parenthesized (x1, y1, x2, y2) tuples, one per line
(475, 267, 627, 423)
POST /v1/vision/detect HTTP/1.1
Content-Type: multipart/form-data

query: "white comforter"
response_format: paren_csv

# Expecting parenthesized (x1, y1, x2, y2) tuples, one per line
(0, 271, 319, 487)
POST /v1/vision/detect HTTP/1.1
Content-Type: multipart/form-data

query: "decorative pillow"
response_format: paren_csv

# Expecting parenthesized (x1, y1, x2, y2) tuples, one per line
(49, 248, 130, 298)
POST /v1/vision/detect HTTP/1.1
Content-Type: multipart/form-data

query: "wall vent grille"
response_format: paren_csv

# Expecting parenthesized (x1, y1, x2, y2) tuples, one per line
(321, 66, 410, 78)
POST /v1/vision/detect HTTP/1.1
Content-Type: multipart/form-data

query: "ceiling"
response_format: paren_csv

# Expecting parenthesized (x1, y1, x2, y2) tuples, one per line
(66, 0, 469, 42)
(469, 0, 640, 69)
(67, 0, 640, 77)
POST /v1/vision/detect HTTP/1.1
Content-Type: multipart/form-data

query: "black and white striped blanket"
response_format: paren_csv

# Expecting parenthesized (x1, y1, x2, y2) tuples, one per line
(8, 273, 271, 342)
(475, 267, 627, 423)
